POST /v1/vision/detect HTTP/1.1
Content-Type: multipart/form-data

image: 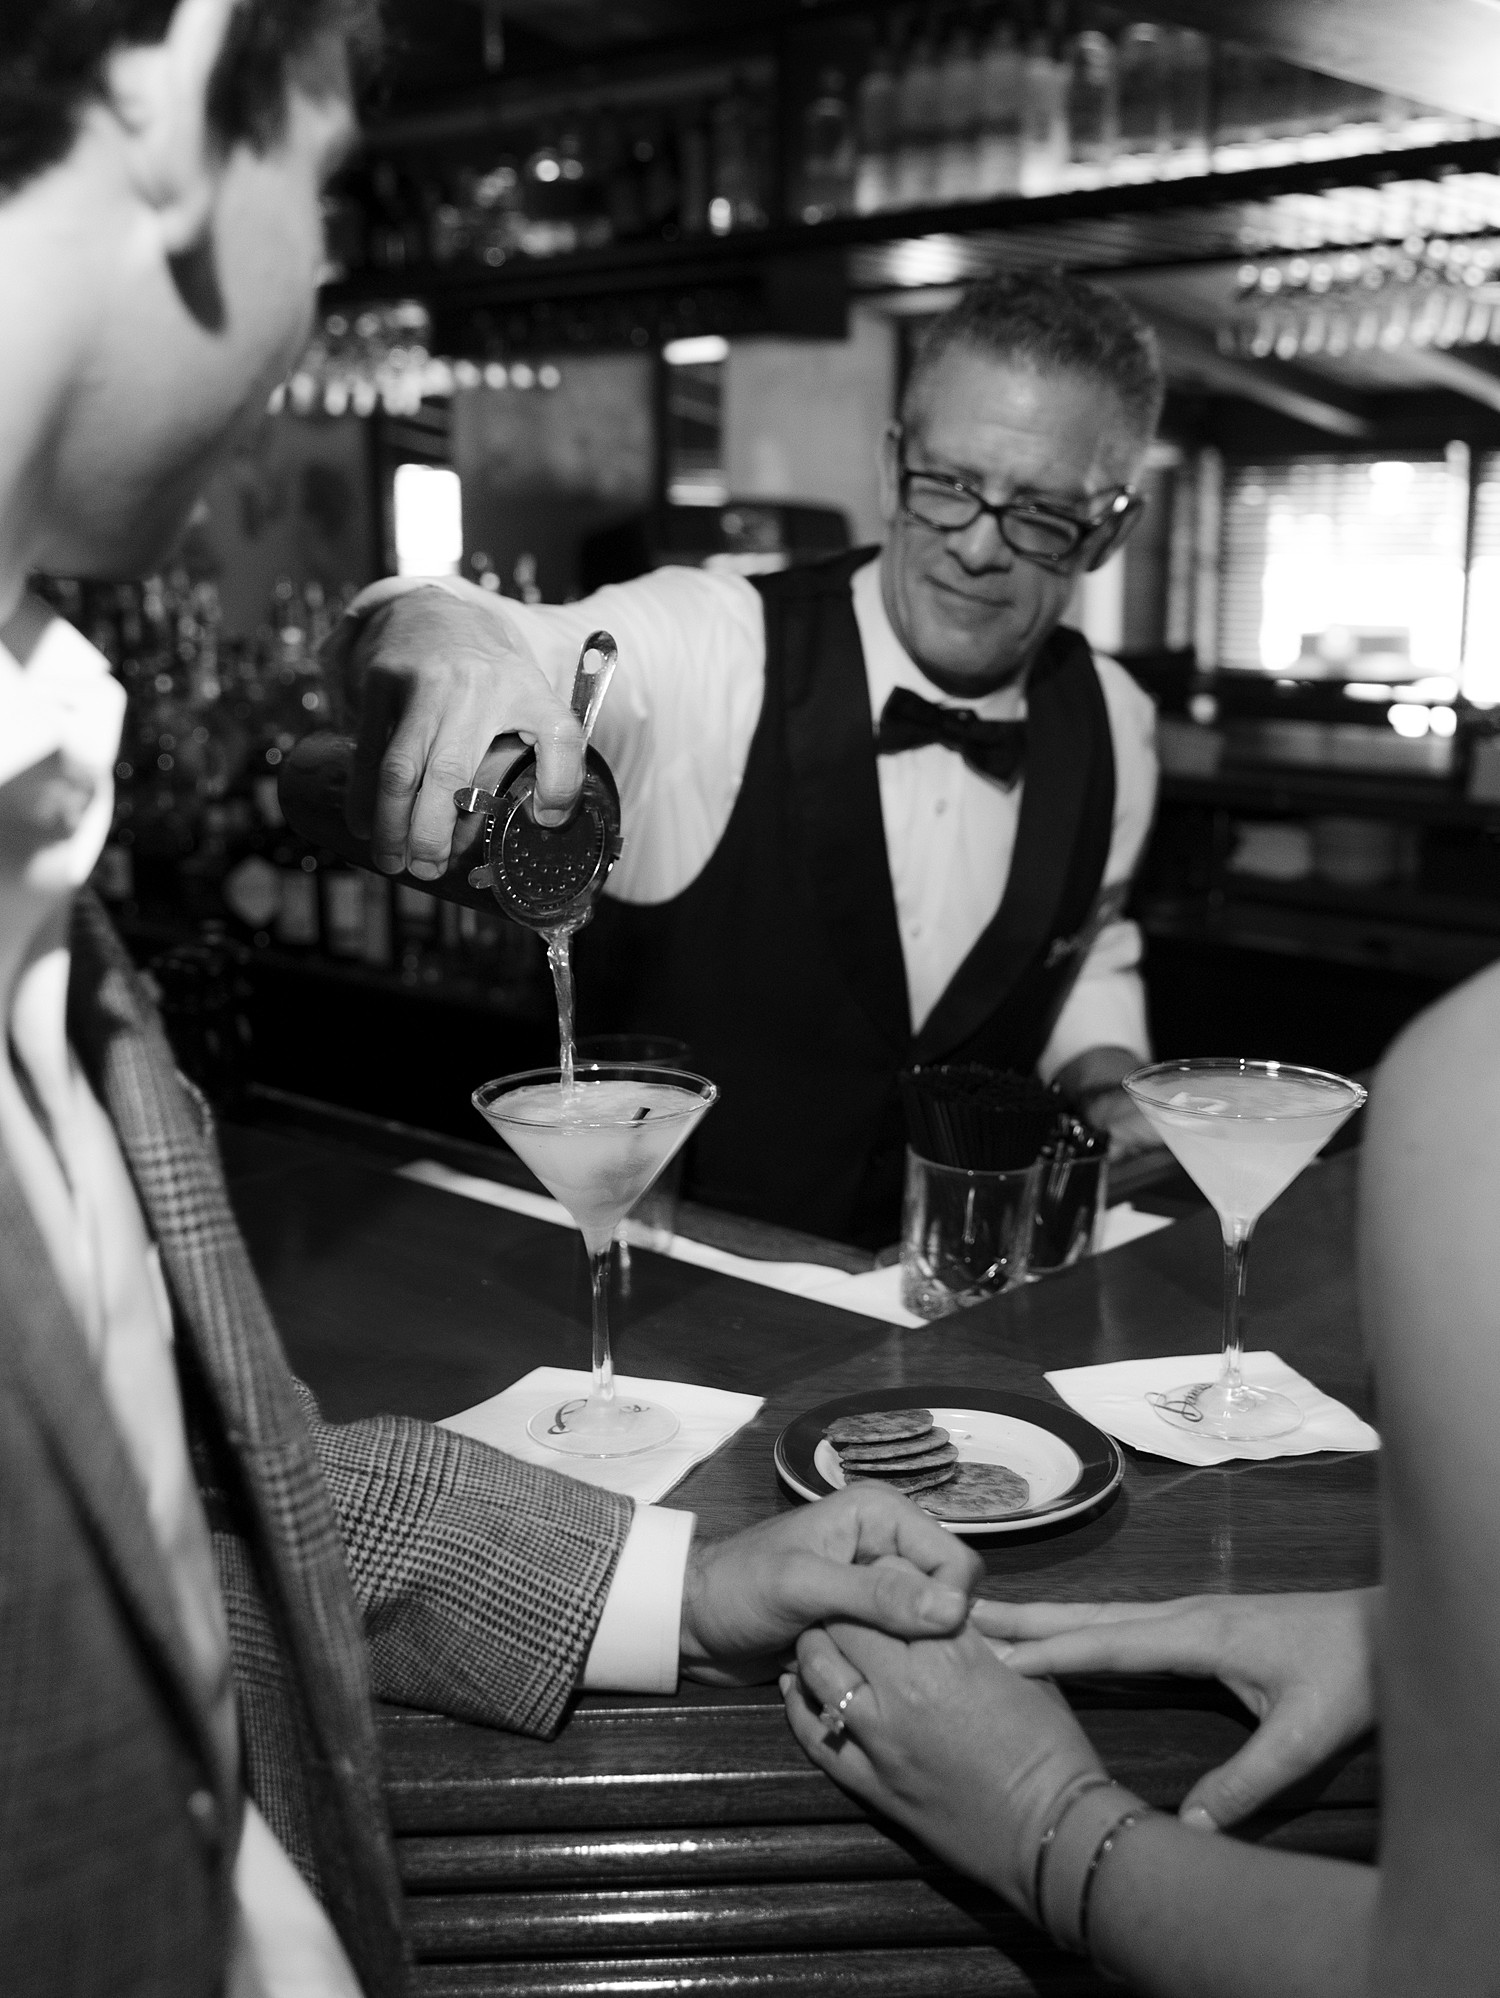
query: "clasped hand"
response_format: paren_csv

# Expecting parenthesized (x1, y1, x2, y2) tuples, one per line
(679, 1484, 982, 1685)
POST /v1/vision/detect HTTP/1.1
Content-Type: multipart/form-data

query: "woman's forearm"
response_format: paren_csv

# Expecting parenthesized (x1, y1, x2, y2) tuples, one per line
(1086, 1814, 1375, 1998)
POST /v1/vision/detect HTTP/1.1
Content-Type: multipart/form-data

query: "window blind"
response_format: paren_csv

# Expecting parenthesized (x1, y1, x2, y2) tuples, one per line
(1219, 453, 1467, 681)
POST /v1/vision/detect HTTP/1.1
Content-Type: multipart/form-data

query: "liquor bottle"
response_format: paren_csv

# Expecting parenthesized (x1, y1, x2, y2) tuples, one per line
(710, 82, 767, 233)
(274, 849, 321, 950)
(321, 857, 367, 961)
(935, 22, 981, 205)
(854, 42, 899, 214)
(1020, 27, 1070, 195)
(678, 105, 712, 234)
(1065, 28, 1119, 188)
(893, 27, 942, 208)
(799, 67, 856, 223)
(1164, 26, 1211, 176)
(360, 869, 394, 969)
(1116, 22, 1167, 178)
(975, 17, 1024, 198)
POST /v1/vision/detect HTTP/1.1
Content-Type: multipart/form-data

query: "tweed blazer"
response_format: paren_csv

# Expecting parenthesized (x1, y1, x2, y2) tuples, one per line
(0, 893, 635, 1997)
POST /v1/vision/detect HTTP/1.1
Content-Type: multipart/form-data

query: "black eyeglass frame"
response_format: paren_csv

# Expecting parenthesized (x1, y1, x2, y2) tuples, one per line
(893, 438, 1144, 574)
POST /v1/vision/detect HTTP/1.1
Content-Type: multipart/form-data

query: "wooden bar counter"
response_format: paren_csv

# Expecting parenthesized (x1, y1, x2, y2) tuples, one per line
(222, 1104, 1379, 1997)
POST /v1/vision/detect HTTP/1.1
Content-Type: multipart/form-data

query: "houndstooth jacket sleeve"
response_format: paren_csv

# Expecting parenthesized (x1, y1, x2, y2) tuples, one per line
(74, 895, 635, 1745)
(297, 1382, 634, 1735)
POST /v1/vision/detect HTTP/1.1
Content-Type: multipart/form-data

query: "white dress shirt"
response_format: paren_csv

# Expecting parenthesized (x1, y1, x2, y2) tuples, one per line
(0, 610, 692, 1998)
(360, 554, 1157, 1076)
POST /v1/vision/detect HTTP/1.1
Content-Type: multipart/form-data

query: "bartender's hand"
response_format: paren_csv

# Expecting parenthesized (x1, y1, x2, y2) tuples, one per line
(1052, 1044, 1156, 1159)
(327, 578, 584, 878)
(973, 1588, 1380, 1829)
(679, 1486, 982, 1686)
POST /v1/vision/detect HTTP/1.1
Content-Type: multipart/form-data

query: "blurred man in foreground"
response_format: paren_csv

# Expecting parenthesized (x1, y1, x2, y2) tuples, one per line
(0, 5, 979, 1992)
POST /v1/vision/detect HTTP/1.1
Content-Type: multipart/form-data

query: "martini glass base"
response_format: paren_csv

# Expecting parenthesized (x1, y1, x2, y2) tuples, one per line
(1152, 1378, 1305, 1442)
(527, 1396, 681, 1458)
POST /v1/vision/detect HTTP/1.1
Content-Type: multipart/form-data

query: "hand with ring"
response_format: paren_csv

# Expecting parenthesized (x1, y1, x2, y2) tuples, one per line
(782, 1616, 1103, 1911)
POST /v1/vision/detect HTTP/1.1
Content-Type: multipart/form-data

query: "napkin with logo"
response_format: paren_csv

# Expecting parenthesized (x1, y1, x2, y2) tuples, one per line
(1044, 1351, 1379, 1465)
(441, 1366, 764, 1502)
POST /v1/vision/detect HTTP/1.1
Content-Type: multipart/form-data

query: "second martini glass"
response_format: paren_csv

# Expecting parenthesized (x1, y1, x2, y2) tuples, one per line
(1123, 1058, 1366, 1441)
(473, 1062, 717, 1456)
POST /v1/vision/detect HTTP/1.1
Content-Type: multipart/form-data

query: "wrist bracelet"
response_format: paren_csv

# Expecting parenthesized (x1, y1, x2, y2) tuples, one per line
(1078, 1806, 1155, 1955)
(1029, 1772, 1118, 1928)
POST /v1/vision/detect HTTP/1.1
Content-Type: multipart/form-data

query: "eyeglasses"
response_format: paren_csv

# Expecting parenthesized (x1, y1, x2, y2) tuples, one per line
(896, 450, 1142, 573)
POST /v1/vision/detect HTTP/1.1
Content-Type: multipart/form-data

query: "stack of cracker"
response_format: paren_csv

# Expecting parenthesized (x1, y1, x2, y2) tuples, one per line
(827, 1406, 1031, 1521)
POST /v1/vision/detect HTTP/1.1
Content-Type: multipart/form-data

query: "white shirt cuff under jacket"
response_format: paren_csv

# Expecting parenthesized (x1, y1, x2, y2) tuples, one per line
(580, 1503, 696, 1692)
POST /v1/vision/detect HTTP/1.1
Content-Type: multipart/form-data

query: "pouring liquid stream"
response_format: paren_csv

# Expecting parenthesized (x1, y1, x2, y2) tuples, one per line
(546, 926, 579, 1091)
(543, 630, 618, 1096)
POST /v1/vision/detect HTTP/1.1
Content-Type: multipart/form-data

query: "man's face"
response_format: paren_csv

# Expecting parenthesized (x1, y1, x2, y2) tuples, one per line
(878, 345, 1143, 695)
(35, 36, 356, 581)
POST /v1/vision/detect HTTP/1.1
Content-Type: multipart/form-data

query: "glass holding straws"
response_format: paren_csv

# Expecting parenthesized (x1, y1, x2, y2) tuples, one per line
(1123, 1059, 1366, 1441)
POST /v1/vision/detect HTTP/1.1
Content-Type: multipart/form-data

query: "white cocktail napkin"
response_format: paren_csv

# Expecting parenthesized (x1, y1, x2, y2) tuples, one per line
(440, 1366, 764, 1502)
(1045, 1350, 1380, 1465)
(398, 1160, 1172, 1329)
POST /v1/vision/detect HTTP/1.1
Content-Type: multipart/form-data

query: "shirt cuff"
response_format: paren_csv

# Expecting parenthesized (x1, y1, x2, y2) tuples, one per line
(580, 1504, 696, 1693)
(1038, 955, 1151, 1083)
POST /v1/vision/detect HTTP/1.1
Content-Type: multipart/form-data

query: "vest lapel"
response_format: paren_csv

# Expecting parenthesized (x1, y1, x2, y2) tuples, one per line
(913, 627, 1112, 1064)
(0, 1134, 231, 1800)
(65, 893, 408, 1994)
(776, 552, 911, 1054)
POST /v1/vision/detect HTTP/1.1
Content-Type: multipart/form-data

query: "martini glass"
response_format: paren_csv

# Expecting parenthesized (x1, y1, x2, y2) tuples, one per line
(1123, 1059, 1366, 1441)
(473, 1063, 717, 1456)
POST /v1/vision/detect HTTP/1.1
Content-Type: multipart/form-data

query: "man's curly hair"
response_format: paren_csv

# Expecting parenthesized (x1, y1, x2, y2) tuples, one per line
(0, 0, 380, 195)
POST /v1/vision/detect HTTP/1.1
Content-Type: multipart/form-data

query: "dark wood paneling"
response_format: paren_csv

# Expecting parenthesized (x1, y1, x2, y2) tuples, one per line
(413, 1947, 1097, 1997)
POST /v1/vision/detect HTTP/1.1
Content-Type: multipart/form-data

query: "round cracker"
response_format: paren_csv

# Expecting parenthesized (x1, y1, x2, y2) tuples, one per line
(916, 1462, 1030, 1520)
(826, 1408, 934, 1447)
(844, 1462, 957, 1496)
(838, 1427, 950, 1465)
(839, 1441, 958, 1478)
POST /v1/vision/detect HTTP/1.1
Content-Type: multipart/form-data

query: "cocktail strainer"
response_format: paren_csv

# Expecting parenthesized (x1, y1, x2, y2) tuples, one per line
(454, 630, 622, 931)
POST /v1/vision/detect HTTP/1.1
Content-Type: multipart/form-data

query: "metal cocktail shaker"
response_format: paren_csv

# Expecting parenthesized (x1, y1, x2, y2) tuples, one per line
(454, 629, 622, 933)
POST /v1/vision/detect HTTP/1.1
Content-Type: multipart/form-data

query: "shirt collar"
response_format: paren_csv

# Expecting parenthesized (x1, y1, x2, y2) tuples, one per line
(0, 600, 123, 787)
(854, 555, 1027, 728)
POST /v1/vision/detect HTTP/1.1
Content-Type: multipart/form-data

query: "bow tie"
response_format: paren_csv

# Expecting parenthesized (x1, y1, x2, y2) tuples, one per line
(874, 687, 1026, 785)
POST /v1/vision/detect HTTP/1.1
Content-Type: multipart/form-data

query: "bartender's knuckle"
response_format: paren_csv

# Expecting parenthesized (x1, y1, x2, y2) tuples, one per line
(428, 750, 476, 790)
(378, 752, 421, 797)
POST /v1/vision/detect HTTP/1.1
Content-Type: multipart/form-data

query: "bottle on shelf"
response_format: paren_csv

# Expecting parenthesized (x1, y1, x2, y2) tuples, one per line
(975, 15, 1024, 198)
(799, 67, 857, 223)
(1064, 26, 1119, 189)
(854, 40, 899, 214)
(1020, 23, 1070, 195)
(1164, 26, 1211, 176)
(893, 25, 943, 208)
(1115, 21, 1167, 180)
(710, 81, 768, 234)
(678, 104, 712, 234)
(935, 21, 982, 206)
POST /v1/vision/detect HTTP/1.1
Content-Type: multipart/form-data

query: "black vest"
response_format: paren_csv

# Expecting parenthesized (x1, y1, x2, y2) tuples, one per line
(575, 549, 1118, 1249)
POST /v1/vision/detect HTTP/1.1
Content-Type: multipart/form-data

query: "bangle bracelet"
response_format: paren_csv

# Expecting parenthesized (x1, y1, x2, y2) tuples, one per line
(1029, 1772, 1117, 1928)
(1075, 1805, 1157, 1956)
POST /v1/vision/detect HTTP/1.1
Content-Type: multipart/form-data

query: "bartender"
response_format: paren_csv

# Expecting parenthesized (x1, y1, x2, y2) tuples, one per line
(323, 271, 1163, 1247)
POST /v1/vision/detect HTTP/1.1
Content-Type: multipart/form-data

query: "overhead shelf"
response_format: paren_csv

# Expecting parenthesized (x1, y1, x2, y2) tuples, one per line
(325, 133, 1500, 321)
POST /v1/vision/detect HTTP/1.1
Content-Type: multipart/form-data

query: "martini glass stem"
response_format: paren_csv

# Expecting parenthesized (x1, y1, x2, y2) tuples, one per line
(589, 1245, 616, 1414)
(1219, 1220, 1253, 1397)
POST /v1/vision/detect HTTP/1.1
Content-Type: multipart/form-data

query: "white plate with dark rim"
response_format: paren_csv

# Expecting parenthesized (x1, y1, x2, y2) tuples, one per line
(774, 1385, 1124, 1538)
